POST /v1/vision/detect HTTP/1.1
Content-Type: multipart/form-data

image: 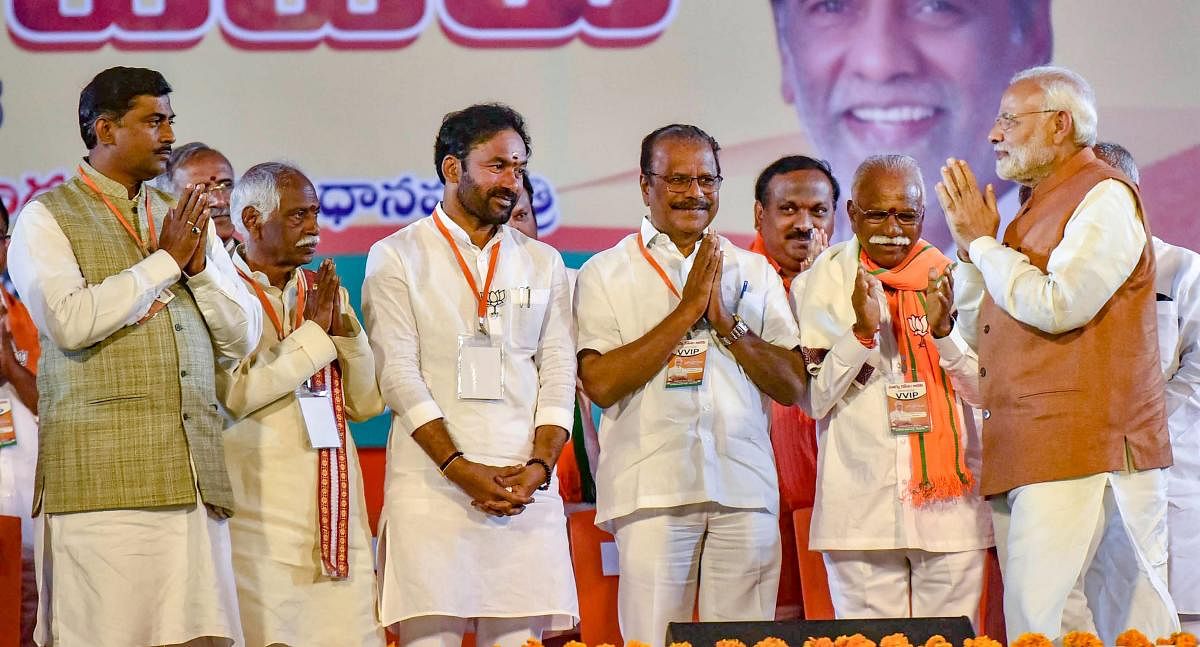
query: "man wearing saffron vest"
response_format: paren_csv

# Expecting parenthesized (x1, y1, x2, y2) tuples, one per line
(219, 163, 385, 646)
(364, 104, 578, 647)
(749, 154, 836, 618)
(575, 124, 807, 646)
(8, 67, 261, 646)
(794, 154, 992, 622)
(936, 65, 1177, 642)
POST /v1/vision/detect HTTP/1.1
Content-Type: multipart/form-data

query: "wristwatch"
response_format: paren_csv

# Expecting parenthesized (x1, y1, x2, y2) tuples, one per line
(717, 315, 749, 347)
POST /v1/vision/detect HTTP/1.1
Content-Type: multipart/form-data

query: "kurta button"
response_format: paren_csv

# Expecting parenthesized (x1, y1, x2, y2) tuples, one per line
(180, 370, 188, 378)
(979, 367, 987, 377)
(175, 324, 183, 331)
(182, 413, 190, 421)
(983, 409, 991, 420)
(983, 324, 990, 334)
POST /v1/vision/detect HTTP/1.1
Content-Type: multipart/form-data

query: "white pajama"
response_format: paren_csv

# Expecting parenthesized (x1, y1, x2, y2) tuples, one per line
(611, 503, 781, 647)
(396, 614, 551, 647)
(823, 548, 985, 622)
(989, 471, 1177, 644)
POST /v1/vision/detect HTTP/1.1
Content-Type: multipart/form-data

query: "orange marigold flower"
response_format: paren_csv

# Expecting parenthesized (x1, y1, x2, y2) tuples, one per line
(1157, 633, 1200, 647)
(1117, 630, 1153, 647)
(803, 638, 835, 647)
(627, 642, 652, 647)
(564, 641, 588, 647)
(716, 640, 748, 647)
(754, 637, 790, 647)
(880, 633, 913, 647)
(668, 642, 694, 647)
(1063, 631, 1104, 647)
(831, 634, 876, 647)
(521, 639, 544, 647)
(923, 635, 952, 647)
(1012, 633, 1054, 647)
(595, 643, 616, 647)
(964, 637, 1003, 647)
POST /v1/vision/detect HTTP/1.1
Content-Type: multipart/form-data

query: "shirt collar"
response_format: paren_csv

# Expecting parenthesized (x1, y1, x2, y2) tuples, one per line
(434, 202, 505, 251)
(639, 216, 712, 258)
(231, 245, 301, 295)
(77, 158, 144, 202)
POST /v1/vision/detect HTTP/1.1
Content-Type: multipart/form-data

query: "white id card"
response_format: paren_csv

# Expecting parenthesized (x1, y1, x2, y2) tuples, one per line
(457, 334, 504, 400)
(299, 394, 341, 449)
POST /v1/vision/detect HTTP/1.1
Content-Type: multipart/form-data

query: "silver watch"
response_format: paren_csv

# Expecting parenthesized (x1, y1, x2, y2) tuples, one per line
(717, 315, 749, 347)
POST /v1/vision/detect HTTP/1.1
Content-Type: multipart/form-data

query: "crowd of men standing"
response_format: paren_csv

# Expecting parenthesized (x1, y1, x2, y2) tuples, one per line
(0, 63, 1195, 647)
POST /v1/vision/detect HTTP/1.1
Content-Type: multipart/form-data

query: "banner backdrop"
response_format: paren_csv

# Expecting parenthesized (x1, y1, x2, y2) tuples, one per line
(2, 0, 1197, 443)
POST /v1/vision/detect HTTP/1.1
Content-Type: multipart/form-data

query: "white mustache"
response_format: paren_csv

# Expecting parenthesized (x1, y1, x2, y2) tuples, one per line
(295, 235, 321, 248)
(869, 235, 912, 246)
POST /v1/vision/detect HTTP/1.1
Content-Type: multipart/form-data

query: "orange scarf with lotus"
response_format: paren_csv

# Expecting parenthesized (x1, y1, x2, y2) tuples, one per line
(861, 242, 975, 505)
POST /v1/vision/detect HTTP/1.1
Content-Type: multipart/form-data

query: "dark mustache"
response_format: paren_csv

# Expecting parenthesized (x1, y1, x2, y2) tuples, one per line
(785, 228, 815, 241)
(155, 146, 172, 155)
(670, 198, 711, 210)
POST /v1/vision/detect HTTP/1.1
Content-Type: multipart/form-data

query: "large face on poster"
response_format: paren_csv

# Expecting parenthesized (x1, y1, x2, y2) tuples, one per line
(1, 0, 1197, 256)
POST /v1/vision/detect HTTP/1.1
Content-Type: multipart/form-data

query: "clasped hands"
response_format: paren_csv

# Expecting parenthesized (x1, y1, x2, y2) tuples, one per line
(679, 233, 737, 338)
(160, 183, 216, 276)
(934, 158, 1001, 260)
(303, 258, 349, 338)
(444, 455, 550, 517)
(850, 262, 955, 340)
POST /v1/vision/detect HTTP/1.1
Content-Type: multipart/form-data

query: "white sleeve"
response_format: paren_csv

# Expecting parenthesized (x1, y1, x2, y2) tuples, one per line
(8, 200, 180, 351)
(362, 240, 444, 434)
(933, 327, 983, 408)
(217, 320, 337, 420)
(1165, 253, 1200, 418)
(533, 255, 577, 432)
(969, 180, 1145, 334)
(185, 219, 263, 359)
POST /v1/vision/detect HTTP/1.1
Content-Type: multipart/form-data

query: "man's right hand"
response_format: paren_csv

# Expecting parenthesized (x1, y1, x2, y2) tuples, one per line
(678, 233, 720, 324)
(303, 258, 340, 332)
(443, 458, 534, 516)
(851, 265, 882, 338)
(159, 184, 208, 271)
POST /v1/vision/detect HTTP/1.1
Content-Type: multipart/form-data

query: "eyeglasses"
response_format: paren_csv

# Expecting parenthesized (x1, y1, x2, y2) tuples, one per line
(205, 179, 234, 194)
(645, 172, 723, 194)
(994, 110, 1059, 132)
(852, 205, 923, 225)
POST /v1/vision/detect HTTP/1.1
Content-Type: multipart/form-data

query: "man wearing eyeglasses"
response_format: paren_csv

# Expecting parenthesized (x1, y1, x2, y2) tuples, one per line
(937, 66, 1177, 641)
(575, 124, 807, 646)
(162, 142, 239, 253)
(792, 154, 992, 623)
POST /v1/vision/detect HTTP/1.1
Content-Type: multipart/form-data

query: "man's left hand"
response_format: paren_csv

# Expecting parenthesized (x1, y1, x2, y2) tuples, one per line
(936, 158, 1000, 253)
(705, 250, 735, 337)
(924, 265, 956, 338)
(493, 462, 549, 503)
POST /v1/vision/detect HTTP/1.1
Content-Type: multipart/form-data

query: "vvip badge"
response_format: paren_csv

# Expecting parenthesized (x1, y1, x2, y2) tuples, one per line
(665, 338, 707, 388)
(886, 381, 931, 434)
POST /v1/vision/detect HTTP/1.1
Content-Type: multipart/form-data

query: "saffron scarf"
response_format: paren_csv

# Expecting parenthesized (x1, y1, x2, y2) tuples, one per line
(861, 243, 975, 505)
(749, 233, 793, 292)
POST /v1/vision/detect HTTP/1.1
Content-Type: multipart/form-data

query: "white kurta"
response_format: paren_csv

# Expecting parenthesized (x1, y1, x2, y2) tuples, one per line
(574, 218, 802, 528)
(219, 255, 386, 646)
(792, 240, 993, 554)
(362, 206, 578, 629)
(1152, 237, 1200, 614)
(0, 381, 38, 548)
(9, 175, 261, 647)
(954, 179, 1177, 641)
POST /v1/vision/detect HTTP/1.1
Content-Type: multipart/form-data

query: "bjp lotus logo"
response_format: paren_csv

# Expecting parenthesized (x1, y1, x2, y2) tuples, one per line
(907, 314, 930, 337)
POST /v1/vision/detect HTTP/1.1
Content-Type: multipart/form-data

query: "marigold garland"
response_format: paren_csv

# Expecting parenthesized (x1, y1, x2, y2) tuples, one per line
(1011, 634, 1054, 647)
(803, 638, 835, 647)
(1158, 633, 1199, 647)
(754, 637, 790, 647)
(668, 642, 694, 647)
(1117, 630, 1155, 647)
(833, 634, 876, 647)
(1063, 631, 1103, 647)
(880, 633, 913, 647)
(924, 636, 953, 647)
(964, 637, 1004, 647)
(715, 640, 748, 647)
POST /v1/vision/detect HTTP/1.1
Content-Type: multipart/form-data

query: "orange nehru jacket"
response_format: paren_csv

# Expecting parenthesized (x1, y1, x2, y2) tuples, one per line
(977, 147, 1172, 496)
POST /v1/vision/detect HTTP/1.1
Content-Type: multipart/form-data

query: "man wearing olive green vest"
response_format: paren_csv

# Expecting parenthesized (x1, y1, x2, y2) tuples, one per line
(8, 67, 261, 646)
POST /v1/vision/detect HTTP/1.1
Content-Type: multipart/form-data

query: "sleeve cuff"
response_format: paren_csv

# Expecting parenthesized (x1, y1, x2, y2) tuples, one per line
(400, 401, 446, 435)
(140, 249, 183, 288)
(831, 330, 875, 388)
(330, 327, 369, 361)
(933, 327, 972, 366)
(291, 319, 338, 370)
(534, 406, 574, 433)
(969, 236, 1003, 263)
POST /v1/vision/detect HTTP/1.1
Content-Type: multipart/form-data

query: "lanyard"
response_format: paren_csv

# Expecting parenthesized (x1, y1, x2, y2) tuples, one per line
(77, 165, 156, 256)
(636, 231, 682, 299)
(432, 211, 501, 335)
(237, 267, 307, 342)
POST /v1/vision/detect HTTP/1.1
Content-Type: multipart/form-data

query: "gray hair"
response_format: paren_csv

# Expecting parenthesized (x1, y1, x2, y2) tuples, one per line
(851, 154, 924, 200)
(230, 162, 305, 240)
(1011, 65, 1098, 147)
(1093, 141, 1140, 185)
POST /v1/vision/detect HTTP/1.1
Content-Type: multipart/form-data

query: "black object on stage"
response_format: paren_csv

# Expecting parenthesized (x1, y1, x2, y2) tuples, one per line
(665, 617, 975, 646)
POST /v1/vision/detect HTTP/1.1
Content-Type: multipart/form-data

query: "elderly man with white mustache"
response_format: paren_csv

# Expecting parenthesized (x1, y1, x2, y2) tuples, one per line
(792, 154, 993, 624)
(937, 66, 1177, 642)
(219, 162, 387, 646)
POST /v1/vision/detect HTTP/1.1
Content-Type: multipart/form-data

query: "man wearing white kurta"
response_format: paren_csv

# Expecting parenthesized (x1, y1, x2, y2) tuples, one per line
(793, 155, 993, 623)
(363, 104, 577, 647)
(937, 66, 1177, 642)
(219, 163, 385, 646)
(8, 67, 260, 646)
(575, 125, 807, 647)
